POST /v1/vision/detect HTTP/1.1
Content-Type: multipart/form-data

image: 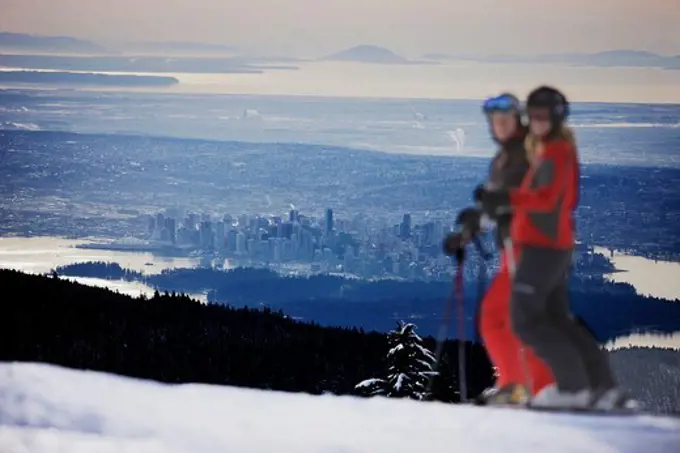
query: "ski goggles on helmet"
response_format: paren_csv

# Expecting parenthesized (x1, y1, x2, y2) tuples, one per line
(482, 93, 520, 114)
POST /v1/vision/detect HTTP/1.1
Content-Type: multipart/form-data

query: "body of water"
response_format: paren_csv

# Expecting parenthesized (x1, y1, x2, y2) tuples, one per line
(61, 276, 208, 303)
(0, 236, 231, 275)
(171, 61, 680, 104)
(595, 246, 680, 302)
(0, 236, 218, 302)
(3, 60, 680, 104)
(2, 87, 679, 167)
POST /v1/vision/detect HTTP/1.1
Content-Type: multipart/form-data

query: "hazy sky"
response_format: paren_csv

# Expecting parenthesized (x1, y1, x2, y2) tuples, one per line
(1, 0, 678, 57)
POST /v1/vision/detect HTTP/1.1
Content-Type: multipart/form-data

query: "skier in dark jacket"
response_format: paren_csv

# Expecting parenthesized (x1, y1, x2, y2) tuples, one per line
(443, 93, 554, 406)
(474, 86, 634, 410)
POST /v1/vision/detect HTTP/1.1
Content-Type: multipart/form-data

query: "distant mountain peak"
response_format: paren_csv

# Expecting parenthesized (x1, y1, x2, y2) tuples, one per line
(591, 49, 661, 58)
(321, 45, 408, 64)
(0, 32, 108, 54)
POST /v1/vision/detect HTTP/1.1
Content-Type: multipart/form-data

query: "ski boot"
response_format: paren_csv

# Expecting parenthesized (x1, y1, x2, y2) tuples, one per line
(529, 384, 591, 410)
(475, 383, 529, 406)
(474, 386, 499, 405)
(589, 387, 640, 413)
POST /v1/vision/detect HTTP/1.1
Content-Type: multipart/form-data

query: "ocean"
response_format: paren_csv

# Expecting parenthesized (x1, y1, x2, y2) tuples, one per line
(0, 60, 679, 167)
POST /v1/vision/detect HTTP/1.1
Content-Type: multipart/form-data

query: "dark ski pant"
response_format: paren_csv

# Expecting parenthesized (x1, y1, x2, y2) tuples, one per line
(509, 246, 617, 392)
(479, 245, 554, 395)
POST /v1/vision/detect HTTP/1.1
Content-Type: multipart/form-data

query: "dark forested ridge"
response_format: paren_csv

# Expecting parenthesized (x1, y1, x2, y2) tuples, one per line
(0, 269, 492, 401)
(54, 261, 680, 342)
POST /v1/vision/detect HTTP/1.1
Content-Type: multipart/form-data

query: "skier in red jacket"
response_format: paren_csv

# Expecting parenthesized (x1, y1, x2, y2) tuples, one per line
(475, 86, 633, 410)
(444, 93, 554, 405)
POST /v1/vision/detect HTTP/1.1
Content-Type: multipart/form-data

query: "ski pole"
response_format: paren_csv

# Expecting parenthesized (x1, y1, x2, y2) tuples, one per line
(503, 237, 533, 395)
(455, 248, 468, 403)
(426, 247, 463, 401)
(473, 240, 488, 344)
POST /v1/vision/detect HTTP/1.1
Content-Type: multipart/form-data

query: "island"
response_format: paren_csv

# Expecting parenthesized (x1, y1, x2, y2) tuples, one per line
(0, 71, 179, 87)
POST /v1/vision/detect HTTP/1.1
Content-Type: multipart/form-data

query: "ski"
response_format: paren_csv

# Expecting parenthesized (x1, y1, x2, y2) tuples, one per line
(526, 405, 641, 416)
(463, 401, 645, 416)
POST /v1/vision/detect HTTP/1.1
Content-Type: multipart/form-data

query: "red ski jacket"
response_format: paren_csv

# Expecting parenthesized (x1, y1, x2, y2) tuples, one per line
(508, 129, 579, 249)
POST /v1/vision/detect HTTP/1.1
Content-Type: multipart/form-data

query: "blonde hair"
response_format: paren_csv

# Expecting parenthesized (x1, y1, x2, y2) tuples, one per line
(525, 126, 576, 164)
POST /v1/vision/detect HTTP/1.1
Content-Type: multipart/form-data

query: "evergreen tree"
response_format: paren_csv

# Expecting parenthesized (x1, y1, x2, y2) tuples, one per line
(355, 321, 436, 400)
(384, 321, 436, 399)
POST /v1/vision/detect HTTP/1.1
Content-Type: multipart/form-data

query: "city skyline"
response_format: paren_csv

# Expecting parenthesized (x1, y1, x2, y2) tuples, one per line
(1, 0, 678, 57)
(122, 206, 458, 280)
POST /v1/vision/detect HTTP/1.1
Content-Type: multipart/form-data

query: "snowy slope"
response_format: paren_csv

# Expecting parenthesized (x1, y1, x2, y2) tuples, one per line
(0, 363, 679, 453)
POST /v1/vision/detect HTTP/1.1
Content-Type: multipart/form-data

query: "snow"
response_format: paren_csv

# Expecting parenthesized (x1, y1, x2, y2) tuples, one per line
(393, 373, 407, 391)
(1, 363, 680, 453)
(354, 378, 383, 389)
(414, 343, 436, 360)
(388, 343, 404, 355)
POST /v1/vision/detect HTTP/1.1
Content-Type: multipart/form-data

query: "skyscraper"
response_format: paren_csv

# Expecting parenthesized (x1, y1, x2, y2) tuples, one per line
(199, 221, 214, 250)
(325, 208, 333, 235)
(164, 217, 176, 244)
(236, 232, 247, 255)
(226, 229, 237, 251)
(289, 210, 299, 223)
(216, 221, 226, 250)
(400, 213, 412, 239)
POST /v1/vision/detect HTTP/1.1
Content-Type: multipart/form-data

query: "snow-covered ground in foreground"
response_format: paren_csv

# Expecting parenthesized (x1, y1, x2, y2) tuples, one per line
(1, 363, 679, 453)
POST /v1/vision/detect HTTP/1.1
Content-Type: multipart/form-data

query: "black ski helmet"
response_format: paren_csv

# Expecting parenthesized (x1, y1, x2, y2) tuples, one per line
(526, 86, 570, 126)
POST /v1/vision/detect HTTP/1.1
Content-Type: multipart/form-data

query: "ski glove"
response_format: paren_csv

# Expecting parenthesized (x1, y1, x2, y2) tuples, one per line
(473, 185, 512, 218)
(455, 207, 482, 236)
(442, 232, 465, 256)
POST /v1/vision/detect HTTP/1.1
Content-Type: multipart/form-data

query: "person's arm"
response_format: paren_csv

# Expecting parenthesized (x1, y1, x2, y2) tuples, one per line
(502, 149, 530, 189)
(509, 143, 574, 212)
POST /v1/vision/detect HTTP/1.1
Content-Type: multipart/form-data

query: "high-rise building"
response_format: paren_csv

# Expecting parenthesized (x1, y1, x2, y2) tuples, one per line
(152, 213, 165, 240)
(281, 222, 293, 239)
(226, 229, 237, 251)
(236, 232, 247, 255)
(289, 210, 299, 223)
(215, 221, 226, 250)
(199, 221, 214, 250)
(400, 213, 412, 239)
(325, 208, 333, 235)
(259, 239, 269, 258)
(299, 228, 314, 260)
(164, 218, 176, 244)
